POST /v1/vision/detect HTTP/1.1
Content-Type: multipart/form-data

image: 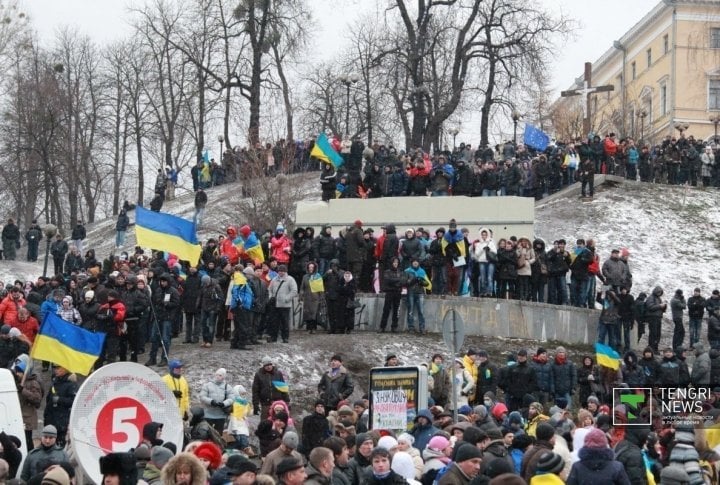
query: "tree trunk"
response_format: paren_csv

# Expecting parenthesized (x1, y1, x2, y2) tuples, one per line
(272, 44, 293, 143)
(479, 54, 497, 148)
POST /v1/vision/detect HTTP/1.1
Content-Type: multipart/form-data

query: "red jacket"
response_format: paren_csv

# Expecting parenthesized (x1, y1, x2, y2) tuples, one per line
(603, 137, 618, 157)
(270, 235, 291, 264)
(99, 299, 127, 336)
(12, 316, 39, 343)
(0, 295, 26, 325)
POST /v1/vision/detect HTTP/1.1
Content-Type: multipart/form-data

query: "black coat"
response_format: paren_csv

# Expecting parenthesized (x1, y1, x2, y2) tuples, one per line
(50, 239, 69, 259)
(116, 212, 130, 231)
(1, 223, 19, 241)
(566, 447, 631, 485)
(71, 225, 86, 240)
(44, 373, 77, 436)
(318, 367, 354, 410)
(180, 274, 202, 313)
(505, 361, 537, 398)
(301, 412, 330, 455)
(252, 366, 289, 409)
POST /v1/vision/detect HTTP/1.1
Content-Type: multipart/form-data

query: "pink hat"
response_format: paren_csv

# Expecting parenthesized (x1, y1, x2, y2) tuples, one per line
(427, 435, 451, 452)
(584, 428, 608, 448)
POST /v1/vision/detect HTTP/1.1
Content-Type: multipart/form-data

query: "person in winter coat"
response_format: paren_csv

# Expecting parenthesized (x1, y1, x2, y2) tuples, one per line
(452, 357, 475, 411)
(1, 218, 20, 261)
(289, 227, 312, 286)
(57, 295, 81, 325)
(70, 220, 87, 254)
(530, 239, 548, 302)
(691, 343, 711, 386)
(495, 238, 518, 299)
(314, 225, 337, 276)
(179, 268, 201, 344)
(505, 349, 537, 411)
(344, 220, 366, 281)
(197, 274, 223, 348)
(476, 350, 498, 403)
(671, 289, 687, 350)
(614, 426, 649, 485)
(410, 410, 439, 453)
(566, 427, 630, 485)
(667, 425, 705, 485)
(515, 237, 536, 301)
(347, 433, 374, 485)
(193, 188, 207, 227)
(428, 354, 451, 408)
(20, 425, 68, 481)
(115, 209, 130, 248)
(379, 257, 405, 333)
(323, 260, 343, 333)
(645, 286, 667, 352)
(12, 361, 43, 452)
(162, 359, 190, 421)
(550, 346, 576, 405)
(199, 368, 236, 434)
(471, 228, 497, 297)
(0, 287, 26, 326)
(145, 274, 180, 366)
(50, 234, 69, 276)
(601, 250, 631, 292)
(252, 356, 290, 419)
(269, 224, 292, 265)
(400, 229, 425, 270)
(336, 271, 357, 334)
(320, 163, 337, 201)
(24, 220, 42, 262)
(546, 239, 571, 305)
(302, 401, 330, 457)
(43, 365, 77, 447)
(621, 351, 646, 388)
(160, 452, 207, 485)
(78, 290, 100, 331)
(96, 290, 125, 364)
(318, 354, 354, 411)
(267, 264, 298, 343)
(687, 288, 706, 350)
(300, 262, 323, 334)
(404, 259, 429, 333)
(531, 348, 553, 406)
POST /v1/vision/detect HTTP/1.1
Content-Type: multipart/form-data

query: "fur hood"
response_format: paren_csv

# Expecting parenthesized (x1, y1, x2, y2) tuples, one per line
(160, 452, 207, 485)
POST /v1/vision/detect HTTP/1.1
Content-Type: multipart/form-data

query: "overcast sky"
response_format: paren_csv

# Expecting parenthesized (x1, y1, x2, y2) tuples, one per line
(24, 0, 660, 142)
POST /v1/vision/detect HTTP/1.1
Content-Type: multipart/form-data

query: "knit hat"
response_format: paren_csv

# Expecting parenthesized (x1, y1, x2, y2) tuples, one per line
(535, 422, 555, 442)
(555, 346, 566, 354)
(99, 452, 139, 485)
(535, 452, 564, 475)
(331, 354, 343, 362)
(201, 275, 211, 285)
(42, 425, 58, 437)
(8, 327, 20, 338)
(277, 264, 288, 272)
(228, 460, 258, 477)
(427, 435, 451, 452)
(276, 457, 303, 476)
(397, 433, 415, 445)
(194, 442, 222, 469)
(660, 464, 692, 485)
(261, 355, 273, 366)
(214, 368, 227, 378)
(584, 428, 608, 448)
(282, 431, 299, 449)
(150, 446, 174, 467)
(276, 223, 285, 233)
(483, 458, 513, 478)
(42, 466, 71, 485)
(517, 349, 528, 357)
(354, 220, 363, 227)
(536, 347, 547, 356)
(587, 395, 600, 405)
(673, 424, 696, 445)
(243, 267, 254, 275)
(458, 405, 473, 416)
(377, 436, 398, 451)
(0, 325, 10, 335)
(454, 443, 482, 462)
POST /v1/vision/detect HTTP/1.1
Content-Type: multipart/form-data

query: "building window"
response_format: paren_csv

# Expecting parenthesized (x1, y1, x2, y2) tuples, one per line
(710, 79, 720, 110)
(647, 48, 652, 67)
(631, 61, 636, 80)
(712, 28, 720, 48)
(663, 34, 669, 54)
(660, 83, 667, 116)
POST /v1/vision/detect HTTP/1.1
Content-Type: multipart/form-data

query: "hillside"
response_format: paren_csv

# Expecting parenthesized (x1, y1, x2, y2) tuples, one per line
(0, 176, 717, 426)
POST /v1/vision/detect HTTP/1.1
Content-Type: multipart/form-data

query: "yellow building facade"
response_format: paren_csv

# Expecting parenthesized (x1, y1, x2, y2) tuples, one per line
(552, 0, 720, 145)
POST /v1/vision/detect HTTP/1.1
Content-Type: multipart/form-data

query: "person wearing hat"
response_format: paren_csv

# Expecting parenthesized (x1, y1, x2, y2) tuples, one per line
(160, 451, 206, 485)
(267, 262, 298, 343)
(143, 445, 174, 484)
(96, 289, 126, 364)
(504, 349, 537, 412)
(43, 364, 77, 449)
(23, 219, 42, 262)
(269, 223, 291, 266)
(384, 353, 399, 367)
(670, 288, 687, 351)
(13, 359, 43, 451)
(565, 427, 629, 484)
(199, 368, 236, 435)
(252, 356, 289, 419)
(519, 422, 555, 482)
(529, 451, 565, 484)
(193, 441, 223, 478)
(224, 458, 258, 485)
(347, 433, 375, 485)
(301, 401, 330, 458)
(404, 258, 430, 333)
(145, 273, 180, 366)
(0, 323, 30, 368)
(20, 425, 68, 481)
(100, 451, 138, 485)
(438, 443, 482, 485)
(345, 220, 365, 282)
(601, 249, 630, 294)
(550, 346, 576, 408)
(378, 257, 405, 334)
(687, 288, 706, 350)
(441, 218, 466, 296)
(39, 465, 71, 485)
(0, 285, 26, 326)
(318, 354, 354, 413)
(275, 456, 306, 485)
(162, 360, 190, 421)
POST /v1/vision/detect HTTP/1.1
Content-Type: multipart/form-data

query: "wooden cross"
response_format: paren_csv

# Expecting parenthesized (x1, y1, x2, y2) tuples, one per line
(560, 62, 615, 136)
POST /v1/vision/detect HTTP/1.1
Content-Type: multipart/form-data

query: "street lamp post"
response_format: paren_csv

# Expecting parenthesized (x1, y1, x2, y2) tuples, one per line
(449, 128, 459, 150)
(339, 73, 359, 135)
(218, 135, 224, 161)
(709, 114, 720, 144)
(638, 110, 647, 143)
(511, 109, 521, 146)
(42, 224, 57, 278)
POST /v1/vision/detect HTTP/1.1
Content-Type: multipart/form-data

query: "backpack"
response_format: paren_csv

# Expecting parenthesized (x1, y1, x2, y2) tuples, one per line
(233, 283, 254, 310)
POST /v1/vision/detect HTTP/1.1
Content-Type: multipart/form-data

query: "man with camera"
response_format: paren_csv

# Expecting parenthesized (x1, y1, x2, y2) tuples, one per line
(162, 359, 190, 421)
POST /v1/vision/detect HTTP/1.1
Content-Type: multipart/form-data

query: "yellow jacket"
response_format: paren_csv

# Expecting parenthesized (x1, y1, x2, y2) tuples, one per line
(162, 373, 190, 418)
(461, 355, 478, 402)
(525, 414, 550, 438)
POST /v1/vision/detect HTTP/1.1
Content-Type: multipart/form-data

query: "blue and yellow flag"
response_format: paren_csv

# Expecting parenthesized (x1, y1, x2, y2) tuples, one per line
(31, 313, 105, 375)
(310, 133, 344, 169)
(135, 206, 202, 264)
(595, 342, 621, 370)
(234, 231, 265, 264)
(272, 380, 289, 394)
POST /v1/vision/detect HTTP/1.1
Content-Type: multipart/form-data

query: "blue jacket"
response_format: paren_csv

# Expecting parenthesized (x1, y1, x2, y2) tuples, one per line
(530, 359, 553, 393)
(411, 409, 439, 452)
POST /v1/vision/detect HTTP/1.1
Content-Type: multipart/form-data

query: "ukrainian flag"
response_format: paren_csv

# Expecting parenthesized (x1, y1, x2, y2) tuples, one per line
(233, 232, 265, 264)
(135, 206, 202, 264)
(272, 380, 289, 393)
(310, 133, 344, 169)
(595, 342, 621, 370)
(31, 313, 105, 375)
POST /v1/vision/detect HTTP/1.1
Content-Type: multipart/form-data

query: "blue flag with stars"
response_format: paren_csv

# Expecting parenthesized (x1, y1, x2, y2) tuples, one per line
(523, 124, 550, 151)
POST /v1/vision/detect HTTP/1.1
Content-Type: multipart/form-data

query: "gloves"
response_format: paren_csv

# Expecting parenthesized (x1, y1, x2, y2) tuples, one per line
(52, 395, 60, 404)
(173, 390, 183, 399)
(253, 407, 260, 416)
(183, 411, 189, 421)
(210, 400, 220, 407)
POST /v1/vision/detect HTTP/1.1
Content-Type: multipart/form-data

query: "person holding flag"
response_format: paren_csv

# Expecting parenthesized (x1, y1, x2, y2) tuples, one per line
(235, 224, 265, 266)
(44, 365, 78, 447)
(252, 356, 290, 419)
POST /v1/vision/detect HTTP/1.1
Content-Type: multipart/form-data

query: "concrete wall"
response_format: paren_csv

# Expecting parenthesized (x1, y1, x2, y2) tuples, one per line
(291, 293, 601, 345)
(295, 195, 535, 241)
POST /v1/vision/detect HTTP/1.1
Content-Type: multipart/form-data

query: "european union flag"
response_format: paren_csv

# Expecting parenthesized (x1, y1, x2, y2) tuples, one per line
(523, 125, 550, 151)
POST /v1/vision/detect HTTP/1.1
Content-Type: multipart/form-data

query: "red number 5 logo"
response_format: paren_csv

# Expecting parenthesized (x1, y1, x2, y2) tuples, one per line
(96, 397, 152, 453)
